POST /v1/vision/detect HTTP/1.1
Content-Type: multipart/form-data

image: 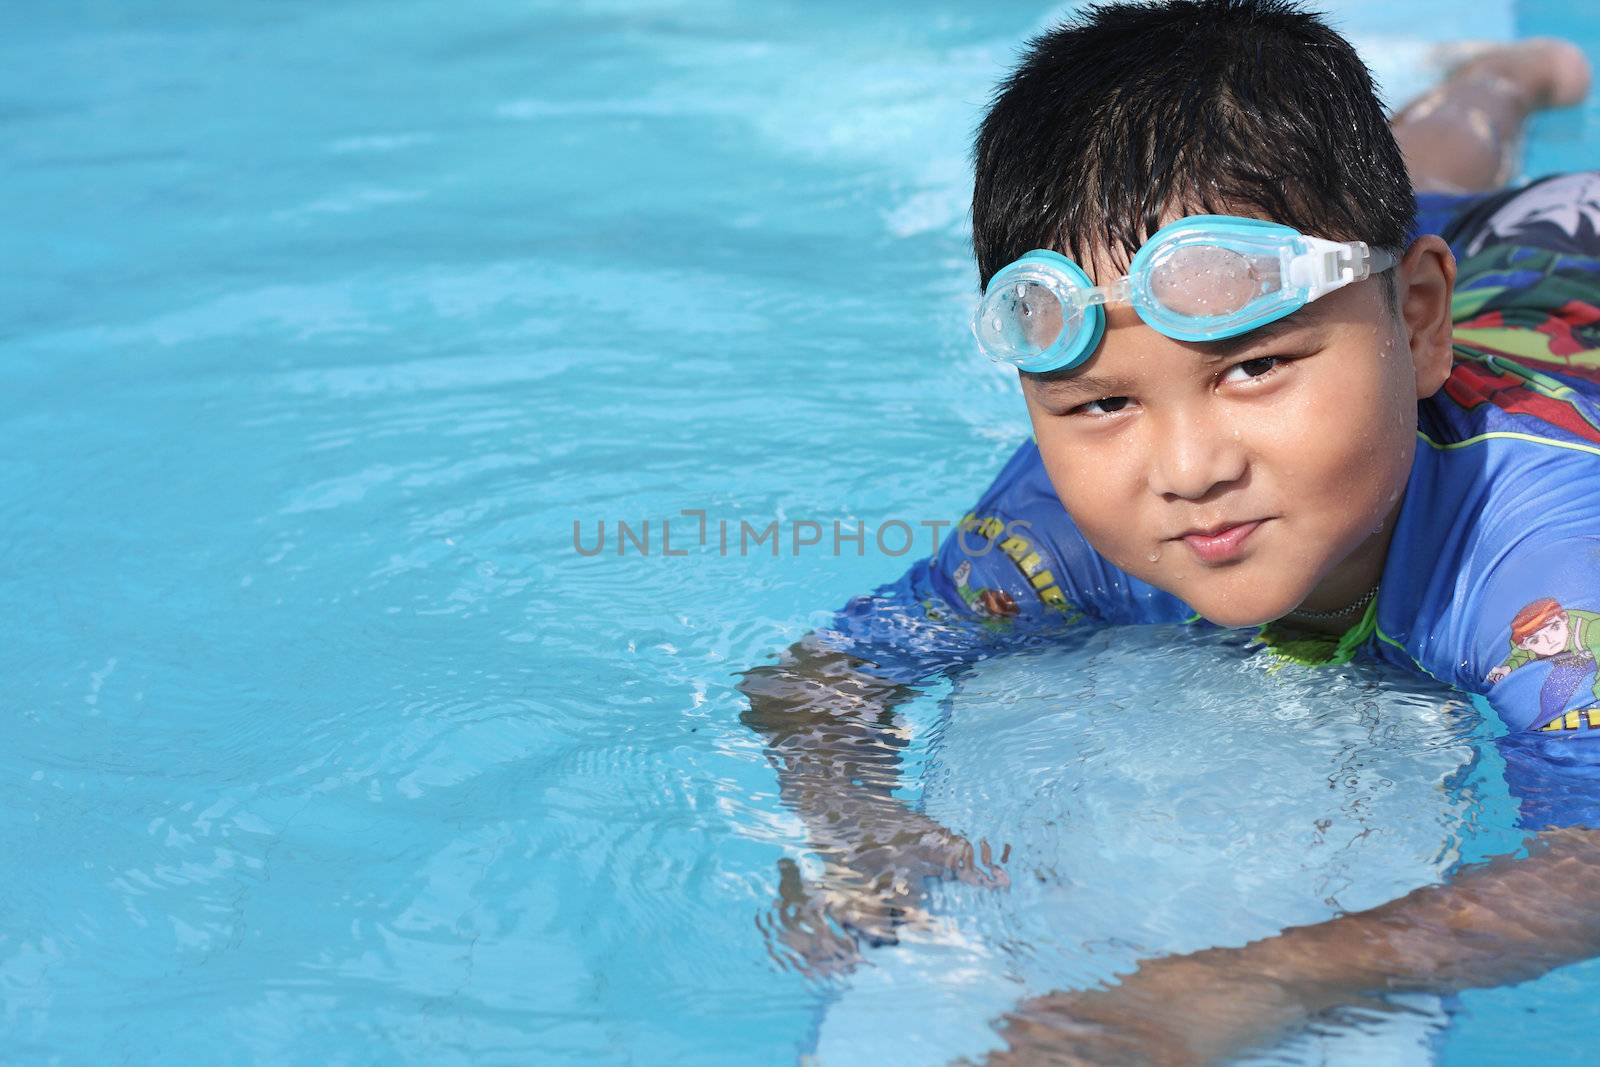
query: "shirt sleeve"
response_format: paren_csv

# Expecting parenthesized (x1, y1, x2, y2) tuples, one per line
(814, 443, 1092, 685)
(1474, 535, 1600, 829)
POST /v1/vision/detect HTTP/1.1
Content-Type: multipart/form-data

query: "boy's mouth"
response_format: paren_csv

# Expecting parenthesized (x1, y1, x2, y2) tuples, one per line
(1175, 519, 1264, 564)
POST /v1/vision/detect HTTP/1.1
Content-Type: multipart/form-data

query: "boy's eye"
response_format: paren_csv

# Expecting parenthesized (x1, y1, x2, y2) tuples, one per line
(1221, 356, 1283, 383)
(1074, 395, 1132, 416)
(1061, 357, 1287, 416)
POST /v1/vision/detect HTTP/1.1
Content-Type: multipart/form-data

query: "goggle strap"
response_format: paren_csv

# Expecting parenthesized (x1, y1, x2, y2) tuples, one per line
(1367, 247, 1398, 275)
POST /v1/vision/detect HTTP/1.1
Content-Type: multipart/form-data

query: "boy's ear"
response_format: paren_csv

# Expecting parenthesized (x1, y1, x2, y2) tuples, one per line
(1397, 234, 1456, 399)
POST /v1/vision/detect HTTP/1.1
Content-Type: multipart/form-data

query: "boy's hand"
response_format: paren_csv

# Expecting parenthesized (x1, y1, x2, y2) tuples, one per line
(834, 802, 1011, 904)
(1486, 664, 1512, 684)
(761, 813, 1009, 975)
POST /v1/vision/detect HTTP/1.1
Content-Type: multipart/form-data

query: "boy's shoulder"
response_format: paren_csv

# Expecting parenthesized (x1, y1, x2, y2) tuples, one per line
(1391, 351, 1600, 724)
(1421, 347, 1600, 455)
(1414, 172, 1600, 485)
(1381, 181, 1600, 720)
(1402, 217, 1600, 591)
(1426, 171, 1600, 452)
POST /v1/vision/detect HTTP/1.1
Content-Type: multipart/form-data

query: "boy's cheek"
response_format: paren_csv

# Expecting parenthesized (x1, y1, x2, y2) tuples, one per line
(1274, 347, 1414, 499)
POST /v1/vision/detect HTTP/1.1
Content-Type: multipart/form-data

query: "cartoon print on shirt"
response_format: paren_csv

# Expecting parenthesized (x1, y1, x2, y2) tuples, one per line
(954, 512, 1082, 620)
(952, 559, 1019, 620)
(1486, 597, 1600, 731)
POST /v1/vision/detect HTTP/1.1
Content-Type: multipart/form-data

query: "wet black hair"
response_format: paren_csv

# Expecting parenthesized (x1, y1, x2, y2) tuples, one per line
(971, 0, 1416, 290)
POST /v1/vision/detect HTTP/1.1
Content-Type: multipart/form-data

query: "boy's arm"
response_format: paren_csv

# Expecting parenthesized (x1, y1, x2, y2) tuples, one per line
(740, 632, 1007, 952)
(980, 827, 1600, 1066)
(743, 442, 1105, 963)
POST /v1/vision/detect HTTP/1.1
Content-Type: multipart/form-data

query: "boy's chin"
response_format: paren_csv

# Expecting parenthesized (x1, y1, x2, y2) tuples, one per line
(1185, 592, 1302, 630)
(1156, 567, 1328, 629)
(1195, 608, 1280, 629)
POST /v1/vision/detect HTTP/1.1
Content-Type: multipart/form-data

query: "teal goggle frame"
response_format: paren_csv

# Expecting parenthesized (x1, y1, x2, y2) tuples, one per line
(972, 214, 1397, 374)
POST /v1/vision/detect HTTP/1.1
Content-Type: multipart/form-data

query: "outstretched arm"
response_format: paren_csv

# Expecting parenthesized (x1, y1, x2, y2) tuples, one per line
(742, 444, 1092, 967)
(741, 633, 1007, 963)
(979, 827, 1600, 1066)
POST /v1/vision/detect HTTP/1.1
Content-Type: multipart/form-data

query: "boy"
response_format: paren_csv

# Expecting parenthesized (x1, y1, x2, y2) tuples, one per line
(742, 1, 1600, 1061)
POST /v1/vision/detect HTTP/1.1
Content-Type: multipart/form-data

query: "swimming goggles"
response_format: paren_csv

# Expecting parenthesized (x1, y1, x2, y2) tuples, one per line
(972, 214, 1397, 373)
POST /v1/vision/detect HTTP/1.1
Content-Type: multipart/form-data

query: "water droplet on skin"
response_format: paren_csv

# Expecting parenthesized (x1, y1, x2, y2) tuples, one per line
(1147, 550, 1162, 563)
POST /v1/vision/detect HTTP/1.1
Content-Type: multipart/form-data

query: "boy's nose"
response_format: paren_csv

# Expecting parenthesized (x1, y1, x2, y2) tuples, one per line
(1146, 408, 1248, 500)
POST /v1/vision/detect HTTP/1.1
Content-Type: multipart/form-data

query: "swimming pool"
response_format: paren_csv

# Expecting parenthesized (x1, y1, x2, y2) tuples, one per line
(4, 1, 1599, 1063)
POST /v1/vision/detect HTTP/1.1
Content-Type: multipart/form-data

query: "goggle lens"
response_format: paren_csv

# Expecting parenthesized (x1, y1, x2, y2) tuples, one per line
(1144, 242, 1278, 318)
(975, 275, 1083, 365)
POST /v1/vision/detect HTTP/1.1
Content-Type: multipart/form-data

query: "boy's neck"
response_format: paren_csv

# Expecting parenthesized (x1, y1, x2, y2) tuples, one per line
(1285, 498, 1403, 636)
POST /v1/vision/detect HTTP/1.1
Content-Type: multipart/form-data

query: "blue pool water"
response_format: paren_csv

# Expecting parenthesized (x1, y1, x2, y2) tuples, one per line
(5, 1, 1600, 1063)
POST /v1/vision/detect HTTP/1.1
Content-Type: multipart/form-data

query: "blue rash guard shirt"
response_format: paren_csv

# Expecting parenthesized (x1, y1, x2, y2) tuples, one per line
(821, 172, 1600, 830)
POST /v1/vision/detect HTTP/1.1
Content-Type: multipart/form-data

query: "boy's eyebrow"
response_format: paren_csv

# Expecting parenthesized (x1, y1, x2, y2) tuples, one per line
(1184, 304, 1328, 360)
(1024, 306, 1330, 401)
